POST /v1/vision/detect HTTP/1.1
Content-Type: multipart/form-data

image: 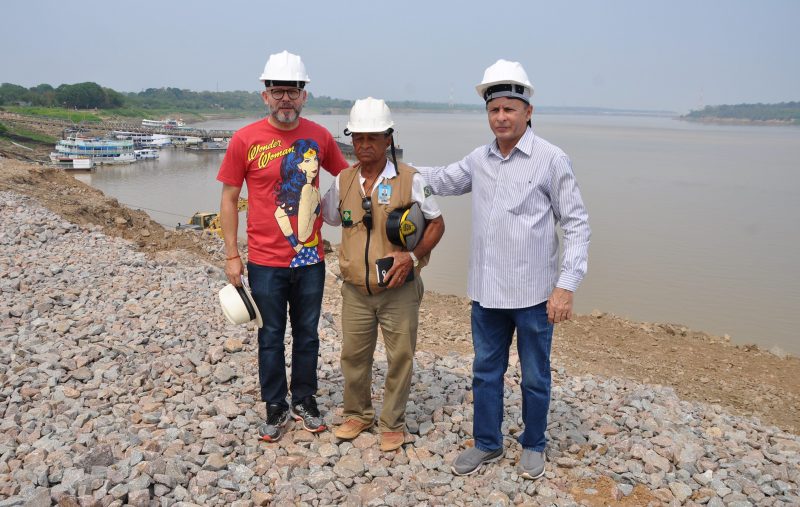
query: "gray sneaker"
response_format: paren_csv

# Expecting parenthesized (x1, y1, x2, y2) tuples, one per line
(519, 449, 545, 480)
(258, 403, 289, 443)
(451, 446, 504, 476)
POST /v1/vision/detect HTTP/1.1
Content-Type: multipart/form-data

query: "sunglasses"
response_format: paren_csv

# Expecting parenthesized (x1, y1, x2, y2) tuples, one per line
(269, 88, 301, 100)
(361, 197, 372, 229)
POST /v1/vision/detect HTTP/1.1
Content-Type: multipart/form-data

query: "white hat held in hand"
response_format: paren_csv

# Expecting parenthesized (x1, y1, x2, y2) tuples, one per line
(219, 275, 262, 328)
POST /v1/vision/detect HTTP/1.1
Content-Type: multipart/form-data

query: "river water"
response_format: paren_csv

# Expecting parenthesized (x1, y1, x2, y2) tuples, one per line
(81, 113, 800, 355)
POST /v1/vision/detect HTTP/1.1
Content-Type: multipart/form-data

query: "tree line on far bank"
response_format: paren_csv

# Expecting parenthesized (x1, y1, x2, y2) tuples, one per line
(0, 81, 478, 114)
(684, 102, 800, 123)
(0, 81, 355, 112)
(1, 82, 124, 110)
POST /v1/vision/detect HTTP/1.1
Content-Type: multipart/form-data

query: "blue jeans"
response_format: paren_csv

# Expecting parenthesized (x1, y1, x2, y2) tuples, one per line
(248, 261, 325, 409)
(471, 301, 554, 452)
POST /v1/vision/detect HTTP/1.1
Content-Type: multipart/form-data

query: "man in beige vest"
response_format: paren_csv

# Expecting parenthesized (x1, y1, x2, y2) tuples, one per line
(322, 97, 445, 451)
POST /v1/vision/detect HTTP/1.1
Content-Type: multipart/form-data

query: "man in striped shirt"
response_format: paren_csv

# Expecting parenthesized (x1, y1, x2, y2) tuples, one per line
(414, 59, 590, 479)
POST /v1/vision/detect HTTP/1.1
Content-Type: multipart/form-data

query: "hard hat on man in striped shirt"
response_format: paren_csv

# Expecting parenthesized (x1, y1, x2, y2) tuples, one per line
(476, 59, 533, 104)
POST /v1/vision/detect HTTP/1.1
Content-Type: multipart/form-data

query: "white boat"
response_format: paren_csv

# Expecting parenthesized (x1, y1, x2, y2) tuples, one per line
(148, 134, 173, 148)
(187, 139, 229, 151)
(170, 135, 202, 146)
(50, 137, 135, 165)
(135, 149, 159, 160)
(113, 131, 173, 148)
(142, 118, 186, 129)
(49, 154, 94, 170)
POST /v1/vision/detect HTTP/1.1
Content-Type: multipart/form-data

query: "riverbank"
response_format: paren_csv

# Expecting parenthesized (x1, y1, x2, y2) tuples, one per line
(679, 117, 798, 126)
(1, 158, 799, 505)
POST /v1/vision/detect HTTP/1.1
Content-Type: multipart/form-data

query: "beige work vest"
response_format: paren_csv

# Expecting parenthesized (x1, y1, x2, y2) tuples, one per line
(338, 162, 430, 295)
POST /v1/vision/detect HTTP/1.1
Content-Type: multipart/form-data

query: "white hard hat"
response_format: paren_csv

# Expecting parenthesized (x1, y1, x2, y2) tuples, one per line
(344, 97, 394, 134)
(219, 276, 262, 328)
(259, 50, 310, 87)
(475, 59, 533, 103)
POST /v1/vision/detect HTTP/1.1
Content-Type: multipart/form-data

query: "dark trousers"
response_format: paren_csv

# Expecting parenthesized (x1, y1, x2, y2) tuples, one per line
(248, 261, 325, 408)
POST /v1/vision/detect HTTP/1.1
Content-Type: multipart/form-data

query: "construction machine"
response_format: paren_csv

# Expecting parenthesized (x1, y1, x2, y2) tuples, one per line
(176, 198, 248, 238)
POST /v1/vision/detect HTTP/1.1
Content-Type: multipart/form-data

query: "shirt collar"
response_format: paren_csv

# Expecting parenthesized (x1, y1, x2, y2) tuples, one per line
(359, 159, 397, 182)
(488, 126, 535, 159)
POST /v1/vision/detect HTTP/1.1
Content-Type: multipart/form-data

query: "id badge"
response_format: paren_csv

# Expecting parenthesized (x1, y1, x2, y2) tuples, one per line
(377, 183, 392, 205)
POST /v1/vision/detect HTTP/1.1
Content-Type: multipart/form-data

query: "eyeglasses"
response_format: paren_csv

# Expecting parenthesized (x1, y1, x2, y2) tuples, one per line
(269, 88, 301, 100)
(362, 197, 372, 229)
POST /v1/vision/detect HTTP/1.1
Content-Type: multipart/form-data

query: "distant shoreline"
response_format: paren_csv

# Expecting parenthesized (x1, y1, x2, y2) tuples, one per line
(680, 116, 798, 126)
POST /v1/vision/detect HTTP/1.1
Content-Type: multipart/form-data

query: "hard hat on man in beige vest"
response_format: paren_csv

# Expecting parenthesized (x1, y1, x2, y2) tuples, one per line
(344, 97, 395, 135)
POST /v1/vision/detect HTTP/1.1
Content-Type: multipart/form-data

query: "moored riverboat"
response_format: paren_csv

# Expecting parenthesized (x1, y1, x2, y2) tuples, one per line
(49, 155, 94, 170)
(142, 118, 186, 129)
(113, 131, 173, 148)
(186, 139, 229, 151)
(169, 135, 202, 146)
(50, 137, 135, 165)
(134, 149, 159, 160)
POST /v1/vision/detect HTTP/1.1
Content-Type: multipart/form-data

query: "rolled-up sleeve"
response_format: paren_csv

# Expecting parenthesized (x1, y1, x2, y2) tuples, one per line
(411, 173, 441, 219)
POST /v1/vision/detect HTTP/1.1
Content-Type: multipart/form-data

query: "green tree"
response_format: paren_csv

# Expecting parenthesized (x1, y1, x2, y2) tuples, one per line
(0, 83, 31, 105)
(29, 83, 56, 106)
(56, 82, 114, 109)
(104, 87, 125, 108)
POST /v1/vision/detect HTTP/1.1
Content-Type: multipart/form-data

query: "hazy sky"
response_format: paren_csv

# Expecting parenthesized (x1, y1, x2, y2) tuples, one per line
(2, 0, 798, 113)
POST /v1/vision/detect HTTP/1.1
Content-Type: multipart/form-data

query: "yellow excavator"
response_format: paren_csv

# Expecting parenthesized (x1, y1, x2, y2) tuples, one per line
(176, 198, 248, 238)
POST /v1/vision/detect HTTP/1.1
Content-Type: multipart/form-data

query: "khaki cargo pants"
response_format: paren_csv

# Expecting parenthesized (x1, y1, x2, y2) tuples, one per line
(340, 277, 424, 432)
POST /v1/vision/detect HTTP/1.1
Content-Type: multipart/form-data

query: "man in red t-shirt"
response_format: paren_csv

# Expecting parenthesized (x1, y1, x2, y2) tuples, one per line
(217, 50, 348, 443)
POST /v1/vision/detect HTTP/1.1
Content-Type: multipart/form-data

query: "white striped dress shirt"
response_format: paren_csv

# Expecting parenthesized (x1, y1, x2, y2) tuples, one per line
(414, 127, 590, 309)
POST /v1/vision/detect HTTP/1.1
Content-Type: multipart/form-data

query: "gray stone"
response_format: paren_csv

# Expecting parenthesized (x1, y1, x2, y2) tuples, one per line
(22, 488, 50, 507)
(668, 482, 692, 503)
(213, 364, 236, 383)
(79, 445, 115, 471)
(333, 455, 365, 478)
(644, 450, 672, 472)
(617, 483, 634, 497)
(204, 453, 227, 471)
(127, 489, 150, 507)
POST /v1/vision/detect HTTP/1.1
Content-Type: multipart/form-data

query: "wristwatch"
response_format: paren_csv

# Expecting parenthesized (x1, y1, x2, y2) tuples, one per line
(409, 251, 419, 268)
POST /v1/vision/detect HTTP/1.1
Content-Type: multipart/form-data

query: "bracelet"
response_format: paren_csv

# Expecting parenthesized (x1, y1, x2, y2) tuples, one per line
(286, 234, 299, 247)
(226, 254, 240, 261)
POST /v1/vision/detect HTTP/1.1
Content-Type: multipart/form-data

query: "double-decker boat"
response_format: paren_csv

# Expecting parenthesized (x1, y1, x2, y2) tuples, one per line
(112, 131, 173, 148)
(50, 137, 135, 165)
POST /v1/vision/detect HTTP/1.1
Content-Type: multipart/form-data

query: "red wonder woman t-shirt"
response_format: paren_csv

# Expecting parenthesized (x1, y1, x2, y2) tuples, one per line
(217, 117, 348, 267)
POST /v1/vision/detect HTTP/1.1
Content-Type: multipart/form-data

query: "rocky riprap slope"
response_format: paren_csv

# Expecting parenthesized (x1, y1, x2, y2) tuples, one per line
(1, 191, 798, 507)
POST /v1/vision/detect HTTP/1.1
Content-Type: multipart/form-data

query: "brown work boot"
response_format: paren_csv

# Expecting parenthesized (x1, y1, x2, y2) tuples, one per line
(379, 431, 405, 452)
(334, 419, 373, 440)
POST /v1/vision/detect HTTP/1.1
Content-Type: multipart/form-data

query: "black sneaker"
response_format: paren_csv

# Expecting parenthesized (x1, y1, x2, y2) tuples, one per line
(290, 396, 327, 433)
(258, 403, 289, 442)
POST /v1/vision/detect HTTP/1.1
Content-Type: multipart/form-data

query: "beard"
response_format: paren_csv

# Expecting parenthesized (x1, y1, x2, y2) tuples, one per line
(271, 103, 302, 124)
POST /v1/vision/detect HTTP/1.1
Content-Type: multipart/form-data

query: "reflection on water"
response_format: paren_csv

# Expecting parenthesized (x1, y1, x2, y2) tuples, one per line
(86, 113, 800, 355)
(83, 148, 230, 225)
